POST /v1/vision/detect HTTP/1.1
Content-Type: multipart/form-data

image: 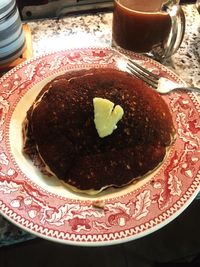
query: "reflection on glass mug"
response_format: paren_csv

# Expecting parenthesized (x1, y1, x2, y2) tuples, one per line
(0, 0, 26, 65)
(112, 0, 185, 61)
(197, 0, 200, 14)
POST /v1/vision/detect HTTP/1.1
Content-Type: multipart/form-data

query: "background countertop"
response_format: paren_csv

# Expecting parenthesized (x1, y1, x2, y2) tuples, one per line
(28, 4, 200, 88)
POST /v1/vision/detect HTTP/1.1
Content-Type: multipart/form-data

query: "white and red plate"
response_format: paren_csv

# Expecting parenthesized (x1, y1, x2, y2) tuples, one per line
(0, 47, 200, 246)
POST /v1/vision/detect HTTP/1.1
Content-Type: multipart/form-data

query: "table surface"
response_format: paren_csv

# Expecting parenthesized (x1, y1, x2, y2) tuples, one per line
(0, 3, 200, 248)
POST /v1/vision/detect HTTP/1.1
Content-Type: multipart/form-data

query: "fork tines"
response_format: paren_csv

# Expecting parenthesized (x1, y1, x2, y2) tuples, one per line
(127, 59, 159, 89)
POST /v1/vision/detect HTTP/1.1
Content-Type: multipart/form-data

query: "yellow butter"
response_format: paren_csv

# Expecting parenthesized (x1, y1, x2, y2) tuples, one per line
(93, 97, 124, 138)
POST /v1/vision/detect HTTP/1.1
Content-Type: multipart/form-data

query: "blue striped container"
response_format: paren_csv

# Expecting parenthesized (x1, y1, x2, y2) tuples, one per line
(0, 0, 25, 65)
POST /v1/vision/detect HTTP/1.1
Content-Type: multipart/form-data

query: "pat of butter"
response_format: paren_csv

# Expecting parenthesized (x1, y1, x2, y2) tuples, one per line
(93, 97, 124, 138)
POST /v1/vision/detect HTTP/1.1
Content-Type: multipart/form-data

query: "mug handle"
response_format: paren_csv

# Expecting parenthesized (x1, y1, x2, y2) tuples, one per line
(163, 4, 185, 58)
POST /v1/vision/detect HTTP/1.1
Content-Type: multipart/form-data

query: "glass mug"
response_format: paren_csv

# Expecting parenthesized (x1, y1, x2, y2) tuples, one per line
(197, 0, 200, 14)
(112, 0, 185, 61)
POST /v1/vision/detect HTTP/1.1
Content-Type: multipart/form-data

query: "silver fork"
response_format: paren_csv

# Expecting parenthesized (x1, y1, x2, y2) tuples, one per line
(127, 59, 200, 94)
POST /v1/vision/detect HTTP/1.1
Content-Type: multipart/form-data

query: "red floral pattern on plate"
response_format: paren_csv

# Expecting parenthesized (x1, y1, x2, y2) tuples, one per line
(0, 48, 199, 246)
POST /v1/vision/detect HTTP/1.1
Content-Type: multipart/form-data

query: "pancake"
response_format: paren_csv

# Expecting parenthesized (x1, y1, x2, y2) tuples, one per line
(23, 68, 176, 195)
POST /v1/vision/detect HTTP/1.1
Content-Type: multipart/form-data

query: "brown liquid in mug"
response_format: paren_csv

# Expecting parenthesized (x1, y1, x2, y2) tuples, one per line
(112, 0, 172, 53)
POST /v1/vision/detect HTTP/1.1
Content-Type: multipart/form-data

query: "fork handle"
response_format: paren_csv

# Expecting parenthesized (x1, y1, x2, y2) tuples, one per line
(173, 86, 200, 94)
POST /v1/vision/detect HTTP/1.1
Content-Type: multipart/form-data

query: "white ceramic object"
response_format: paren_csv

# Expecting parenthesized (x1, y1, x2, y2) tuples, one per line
(0, 0, 25, 65)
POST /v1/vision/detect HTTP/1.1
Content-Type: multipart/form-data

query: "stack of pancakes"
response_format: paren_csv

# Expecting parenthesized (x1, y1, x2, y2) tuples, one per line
(23, 68, 175, 194)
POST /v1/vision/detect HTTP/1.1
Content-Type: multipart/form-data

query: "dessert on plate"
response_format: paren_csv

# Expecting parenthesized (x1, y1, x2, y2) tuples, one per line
(23, 68, 176, 195)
